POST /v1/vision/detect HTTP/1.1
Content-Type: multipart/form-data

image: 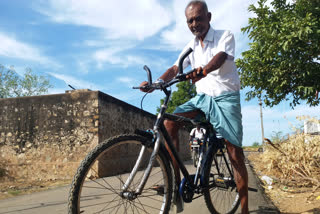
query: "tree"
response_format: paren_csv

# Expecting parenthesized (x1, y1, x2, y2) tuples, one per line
(0, 65, 52, 98)
(157, 81, 196, 113)
(236, 0, 320, 107)
(270, 131, 284, 143)
(252, 142, 260, 147)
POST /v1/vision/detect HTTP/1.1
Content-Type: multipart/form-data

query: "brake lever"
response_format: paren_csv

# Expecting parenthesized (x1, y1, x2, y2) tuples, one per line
(132, 79, 163, 90)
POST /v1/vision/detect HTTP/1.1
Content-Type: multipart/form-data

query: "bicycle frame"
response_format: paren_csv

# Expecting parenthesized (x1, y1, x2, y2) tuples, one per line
(125, 47, 235, 199)
(124, 85, 224, 196)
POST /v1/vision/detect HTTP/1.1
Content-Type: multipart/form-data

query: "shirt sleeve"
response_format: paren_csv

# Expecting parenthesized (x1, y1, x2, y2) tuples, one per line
(190, 128, 195, 136)
(217, 31, 235, 57)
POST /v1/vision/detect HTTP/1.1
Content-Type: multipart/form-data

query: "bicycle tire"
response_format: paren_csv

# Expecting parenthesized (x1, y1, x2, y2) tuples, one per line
(192, 150, 198, 167)
(68, 134, 173, 214)
(203, 150, 240, 214)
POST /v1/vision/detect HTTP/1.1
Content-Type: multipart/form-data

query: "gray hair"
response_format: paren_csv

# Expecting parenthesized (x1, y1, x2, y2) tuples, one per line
(185, 0, 208, 13)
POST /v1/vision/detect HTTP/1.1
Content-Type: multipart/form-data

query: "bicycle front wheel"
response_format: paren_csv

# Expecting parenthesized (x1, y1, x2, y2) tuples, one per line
(68, 134, 173, 214)
(192, 150, 199, 167)
(203, 150, 240, 214)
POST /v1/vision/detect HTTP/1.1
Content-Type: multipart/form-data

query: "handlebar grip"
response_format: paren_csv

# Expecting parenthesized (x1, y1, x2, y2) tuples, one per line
(185, 69, 196, 76)
(143, 65, 152, 85)
(184, 69, 205, 78)
(178, 48, 193, 74)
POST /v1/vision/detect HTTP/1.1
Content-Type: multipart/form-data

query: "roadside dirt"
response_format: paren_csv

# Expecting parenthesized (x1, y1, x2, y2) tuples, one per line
(0, 179, 71, 200)
(1, 151, 320, 214)
(248, 152, 320, 214)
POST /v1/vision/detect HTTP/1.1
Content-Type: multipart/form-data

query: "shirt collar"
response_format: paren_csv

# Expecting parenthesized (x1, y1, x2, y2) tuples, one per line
(194, 26, 214, 45)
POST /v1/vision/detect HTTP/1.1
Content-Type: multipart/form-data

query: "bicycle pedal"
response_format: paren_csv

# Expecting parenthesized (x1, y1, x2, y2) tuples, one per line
(214, 177, 234, 189)
(248, 187, 258, 192)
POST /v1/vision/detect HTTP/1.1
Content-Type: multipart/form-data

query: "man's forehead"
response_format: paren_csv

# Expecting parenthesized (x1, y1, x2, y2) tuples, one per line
(185, 3, 206, 16)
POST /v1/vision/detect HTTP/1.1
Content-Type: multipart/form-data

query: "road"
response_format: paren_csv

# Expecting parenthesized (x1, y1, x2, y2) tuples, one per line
(0, 152, 279, 214)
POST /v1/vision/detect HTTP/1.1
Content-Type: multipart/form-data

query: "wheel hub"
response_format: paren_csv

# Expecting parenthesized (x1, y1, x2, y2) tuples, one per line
(121, 191, 137, 201)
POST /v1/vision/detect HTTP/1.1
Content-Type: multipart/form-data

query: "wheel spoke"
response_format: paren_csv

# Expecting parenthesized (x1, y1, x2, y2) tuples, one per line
(204, 150, 240, 213)
(68, 136, 172, 213)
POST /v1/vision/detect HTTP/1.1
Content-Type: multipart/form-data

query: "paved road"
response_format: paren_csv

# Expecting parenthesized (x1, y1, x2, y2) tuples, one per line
(0, 152, 279, 214)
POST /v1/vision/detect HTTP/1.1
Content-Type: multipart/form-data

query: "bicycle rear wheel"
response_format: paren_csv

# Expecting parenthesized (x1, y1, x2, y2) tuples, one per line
(203, 150, 240, 214)
(68, 134, 173, 214)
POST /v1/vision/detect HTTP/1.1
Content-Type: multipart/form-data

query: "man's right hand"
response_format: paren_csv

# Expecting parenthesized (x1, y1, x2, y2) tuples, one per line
(139, 81, 154, 93)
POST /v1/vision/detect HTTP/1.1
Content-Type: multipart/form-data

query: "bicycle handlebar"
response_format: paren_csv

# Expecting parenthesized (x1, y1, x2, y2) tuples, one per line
(143, 65, 152, 85)
(133, 47, 206, 91)
(178, 48, 193, 75)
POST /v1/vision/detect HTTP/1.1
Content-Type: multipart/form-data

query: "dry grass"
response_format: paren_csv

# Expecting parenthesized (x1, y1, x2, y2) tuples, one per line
(263, 134, 320, 189)
(248, 118, 320, 213)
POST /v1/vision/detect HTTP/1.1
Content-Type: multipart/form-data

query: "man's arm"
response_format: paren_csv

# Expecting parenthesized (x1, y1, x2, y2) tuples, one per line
(186, 51, 228, 82)
(159, 65, 179, 82)
(203, 51, 228, 74)
(189, 128, 195, 140)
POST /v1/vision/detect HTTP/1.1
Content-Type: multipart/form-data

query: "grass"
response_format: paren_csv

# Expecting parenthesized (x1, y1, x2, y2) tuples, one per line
(7, 190, 22, 196)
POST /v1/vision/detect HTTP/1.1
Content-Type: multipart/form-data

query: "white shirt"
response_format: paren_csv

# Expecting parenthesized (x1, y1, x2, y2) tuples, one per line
(174, 27, 240, 97)
(190, 128, 206, 139)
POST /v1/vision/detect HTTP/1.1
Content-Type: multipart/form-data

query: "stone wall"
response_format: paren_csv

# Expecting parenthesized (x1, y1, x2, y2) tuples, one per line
(0, 90, 190, 182)
(0, 89, 99, 151)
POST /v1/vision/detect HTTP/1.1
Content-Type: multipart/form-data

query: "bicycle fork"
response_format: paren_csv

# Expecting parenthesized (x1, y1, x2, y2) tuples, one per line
(122, 88, 171, 198)
(122, 129, 161, 196)
(194, 149, 204, 186)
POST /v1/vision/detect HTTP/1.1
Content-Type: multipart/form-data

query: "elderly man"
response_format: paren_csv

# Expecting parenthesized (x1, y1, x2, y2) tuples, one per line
(140, 1, 248, 213)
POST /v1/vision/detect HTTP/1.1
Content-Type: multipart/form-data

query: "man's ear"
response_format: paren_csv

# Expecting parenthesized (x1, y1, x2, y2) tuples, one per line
(207, 12, 211, 22)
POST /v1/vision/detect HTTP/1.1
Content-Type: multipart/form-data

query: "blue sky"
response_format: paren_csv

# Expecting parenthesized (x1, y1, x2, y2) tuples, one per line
(0, 0, 319, 146)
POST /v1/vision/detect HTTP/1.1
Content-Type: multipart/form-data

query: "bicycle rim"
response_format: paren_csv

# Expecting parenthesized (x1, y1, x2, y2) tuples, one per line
(203, 152, 240, 214)
(68, 134, 173, 214)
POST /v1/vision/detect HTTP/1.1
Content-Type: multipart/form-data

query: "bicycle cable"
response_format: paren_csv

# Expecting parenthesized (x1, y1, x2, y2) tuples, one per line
(139, 85, 172, 111)
(140, 92, 149, 111)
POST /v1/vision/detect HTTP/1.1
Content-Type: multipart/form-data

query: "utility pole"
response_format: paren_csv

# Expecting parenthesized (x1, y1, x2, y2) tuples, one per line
(259, 98, 265, 146)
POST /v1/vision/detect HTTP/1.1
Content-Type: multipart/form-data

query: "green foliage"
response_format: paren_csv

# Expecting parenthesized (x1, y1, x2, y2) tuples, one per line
(157, 81, 196, 113)
(0, 65, 52, 98)
(252, 142, 260, 147)
(270, 131, 284, 143)
(236, 0, 320, 107)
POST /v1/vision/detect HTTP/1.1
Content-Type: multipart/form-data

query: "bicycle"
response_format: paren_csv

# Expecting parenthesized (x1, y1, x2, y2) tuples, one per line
(189, 137, 206, 167)
(68, 48, 244, 214)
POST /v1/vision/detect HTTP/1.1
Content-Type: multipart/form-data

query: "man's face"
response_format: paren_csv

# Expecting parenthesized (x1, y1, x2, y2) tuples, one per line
(185, 4, 211, 38)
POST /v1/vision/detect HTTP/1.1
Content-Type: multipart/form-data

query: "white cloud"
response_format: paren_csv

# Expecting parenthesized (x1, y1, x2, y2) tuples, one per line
(93, 47, 146, 68)
(91, 45, 171, 70)
(211, 0, 256, 33)
(241, 103, 320, 145)
(160, 0, 257, 51)
(116, 76, 141, 89)
(48, 87, 66, 95)
(0, 32, 59, 68)
(160, 0, 193, 50)
(117, 77, 135, 84)
(34, 0, 172, 40)
(48, 72, 102, 90)
(282, 105, 320, 119)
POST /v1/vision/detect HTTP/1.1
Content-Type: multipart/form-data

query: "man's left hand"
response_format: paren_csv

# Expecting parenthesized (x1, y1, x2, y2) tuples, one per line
(186, 67, 207, 84)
